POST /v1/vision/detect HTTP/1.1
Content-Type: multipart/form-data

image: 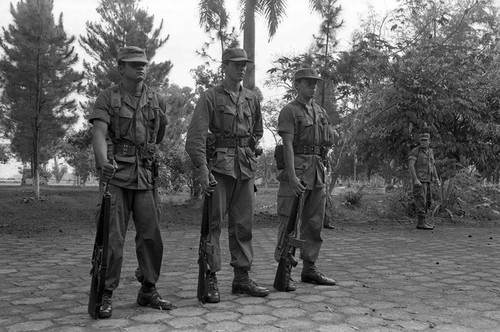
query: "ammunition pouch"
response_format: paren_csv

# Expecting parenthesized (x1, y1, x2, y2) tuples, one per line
(114, 142, 136, 156)
(138, 143, 157, 169)
(206, 134, 217, 160)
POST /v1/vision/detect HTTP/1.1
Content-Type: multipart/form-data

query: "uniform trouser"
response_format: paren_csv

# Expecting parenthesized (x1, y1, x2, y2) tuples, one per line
(276, 184, 326, 263)
(413, 182, 432, 221)
(208, 172, 255, 272)
(95, 185, 164, 291)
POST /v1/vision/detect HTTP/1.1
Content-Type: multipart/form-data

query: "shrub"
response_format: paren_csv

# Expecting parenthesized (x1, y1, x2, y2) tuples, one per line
(343, 190, 363, 208)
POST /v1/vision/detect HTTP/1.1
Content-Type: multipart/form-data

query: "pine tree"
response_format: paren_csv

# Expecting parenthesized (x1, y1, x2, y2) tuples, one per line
(79, 0, 172, 100)
(70, 0, 172, 187)
(0, 0, 82, 198)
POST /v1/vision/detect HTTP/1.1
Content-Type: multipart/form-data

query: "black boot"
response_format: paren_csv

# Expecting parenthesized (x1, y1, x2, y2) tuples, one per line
(232, 268, 270, 297)
(137, 286, 173, 310)
(416, 217, 434, 230)
(98, 291, 113, 319)
(301, 261, 336, 286)
(206, 272, 220, 303)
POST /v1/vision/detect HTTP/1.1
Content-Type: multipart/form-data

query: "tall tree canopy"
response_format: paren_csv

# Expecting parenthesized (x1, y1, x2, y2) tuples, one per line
(79, 0, 172, 99)
(337, 0, 500, 181)
(68, 0, 173, 186)
(0, 0, 82, 197)
(199, 0, 328, 90)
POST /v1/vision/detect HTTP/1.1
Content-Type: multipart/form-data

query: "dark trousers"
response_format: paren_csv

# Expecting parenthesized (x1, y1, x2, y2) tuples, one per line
(413, 182, 432, 222)
(95, 185, 164, 291)
(276, 185, 326, 263)
(208, 172, 255, 272)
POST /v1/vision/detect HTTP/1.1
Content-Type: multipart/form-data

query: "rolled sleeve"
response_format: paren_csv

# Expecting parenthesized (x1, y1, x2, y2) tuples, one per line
(89, 92, 111, 125)
(277, 106, 295, 137)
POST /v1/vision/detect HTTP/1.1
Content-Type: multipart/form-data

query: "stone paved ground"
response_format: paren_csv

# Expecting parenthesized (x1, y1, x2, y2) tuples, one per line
(0, 223, 499, 332)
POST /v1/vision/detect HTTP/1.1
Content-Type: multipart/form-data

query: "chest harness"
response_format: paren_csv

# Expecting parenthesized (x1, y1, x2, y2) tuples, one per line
(108, 87, 161, 160)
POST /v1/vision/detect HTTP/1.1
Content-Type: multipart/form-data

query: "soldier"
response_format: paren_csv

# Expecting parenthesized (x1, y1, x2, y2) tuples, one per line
(275, 68, 337, 291)
(89, 46, 171, 318)
(185, 48, 269, 303)
(408, 132, 440, 230)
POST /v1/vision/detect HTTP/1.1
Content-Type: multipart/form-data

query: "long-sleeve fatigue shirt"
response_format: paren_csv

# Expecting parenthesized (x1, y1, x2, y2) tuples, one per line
(185, 84, 263, 180)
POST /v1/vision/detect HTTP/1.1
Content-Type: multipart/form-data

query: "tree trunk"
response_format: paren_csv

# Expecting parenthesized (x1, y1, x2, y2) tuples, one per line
(243, 0, 256, 90)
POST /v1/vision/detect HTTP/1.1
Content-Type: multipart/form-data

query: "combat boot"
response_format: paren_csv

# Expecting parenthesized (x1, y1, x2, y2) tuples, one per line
(137, 286, 173, 310)
(232, 268, 270, 297)
(416, 217, 434, 230)
(301, 261, 336, 286)
(98, 291, 113, 319)
(206, 272, 220, 303)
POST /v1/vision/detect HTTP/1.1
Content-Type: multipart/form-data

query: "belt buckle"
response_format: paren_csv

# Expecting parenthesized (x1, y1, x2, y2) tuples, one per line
(122, 144, 129, 155)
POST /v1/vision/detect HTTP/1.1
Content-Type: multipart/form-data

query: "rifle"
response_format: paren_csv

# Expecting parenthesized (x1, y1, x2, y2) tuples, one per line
(197, 183, 216, 303)
(273, 188, 305, 292)
(88, 182, 111, 319)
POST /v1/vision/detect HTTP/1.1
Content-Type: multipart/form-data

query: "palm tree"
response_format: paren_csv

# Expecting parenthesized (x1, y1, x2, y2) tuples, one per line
(199, 0, 326, 90)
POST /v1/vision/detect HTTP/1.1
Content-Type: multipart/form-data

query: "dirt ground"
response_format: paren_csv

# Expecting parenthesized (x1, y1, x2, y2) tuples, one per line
(0, 185, 283, 237)
(0, 184, 491, 238)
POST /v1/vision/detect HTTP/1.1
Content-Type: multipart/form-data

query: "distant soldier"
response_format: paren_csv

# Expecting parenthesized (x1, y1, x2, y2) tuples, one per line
(275, 68, 336, 291)
(89, 46, 171, 318)
(185, 48, 269, 303)
(408, 132, 440, 230)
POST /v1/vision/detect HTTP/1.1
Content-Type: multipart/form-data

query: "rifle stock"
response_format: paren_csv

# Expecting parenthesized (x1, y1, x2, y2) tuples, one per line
(273, 188, 305, 292)
(88, 184, 111, 319)
(197, 192, 214, 303)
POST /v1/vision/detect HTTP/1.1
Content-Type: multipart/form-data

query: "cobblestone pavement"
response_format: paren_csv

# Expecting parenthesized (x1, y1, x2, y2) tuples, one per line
(0, 223, 499, 332)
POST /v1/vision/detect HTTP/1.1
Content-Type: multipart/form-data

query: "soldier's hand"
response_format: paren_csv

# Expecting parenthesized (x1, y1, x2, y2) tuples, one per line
(101, 160, 117, 182)
(198, 164, 217, 196)
(290, 176, 305, 197)
(414, 179, 422, 187)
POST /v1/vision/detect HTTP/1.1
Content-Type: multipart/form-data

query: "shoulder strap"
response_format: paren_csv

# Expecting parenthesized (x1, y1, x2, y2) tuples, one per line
(110, 87, 121, 141)
(295, 113, 303, 144)
(149, 92, 161, 144)
(213, 85, 227, 137)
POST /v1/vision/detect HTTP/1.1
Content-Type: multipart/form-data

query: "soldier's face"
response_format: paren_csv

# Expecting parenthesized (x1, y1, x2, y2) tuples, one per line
(420, 138, 430, 148)
(122, 61, 147, 82)
(296, 78, 318, 99)
(224, 61, 247, 83)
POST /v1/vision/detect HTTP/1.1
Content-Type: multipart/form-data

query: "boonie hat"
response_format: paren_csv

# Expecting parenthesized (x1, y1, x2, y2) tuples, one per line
(118, 46, 149, 64)
(222, 48, 253, 63)
(419, 133, 431, 140)
(294, 68, 323, 81)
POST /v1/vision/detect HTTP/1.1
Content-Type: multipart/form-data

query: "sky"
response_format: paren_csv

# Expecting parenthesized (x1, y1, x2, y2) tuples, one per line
(0, 0, 398, 99)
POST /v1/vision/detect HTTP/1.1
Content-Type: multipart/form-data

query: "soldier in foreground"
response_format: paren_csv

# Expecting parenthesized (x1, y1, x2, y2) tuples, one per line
(185, 48, 269, 303)
(89, 46, 171, 318)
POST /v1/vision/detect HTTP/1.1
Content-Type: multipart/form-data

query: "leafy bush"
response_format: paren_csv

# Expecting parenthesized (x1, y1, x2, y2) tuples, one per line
(343, 190, 363, 208)
(384, 187, 415, 218)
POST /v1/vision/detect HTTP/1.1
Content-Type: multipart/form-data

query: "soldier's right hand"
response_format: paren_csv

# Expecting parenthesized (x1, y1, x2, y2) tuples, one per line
(198, 164, 217, 196)
(101, 160, 117, 182)
(290, 176, 305, 197)
(413, 179, 422, 187)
